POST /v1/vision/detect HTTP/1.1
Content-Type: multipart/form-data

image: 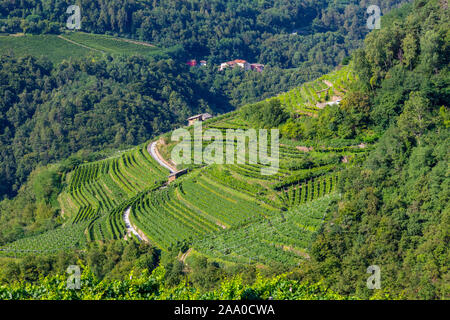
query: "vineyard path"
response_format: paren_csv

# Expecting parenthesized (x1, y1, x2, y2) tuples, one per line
(148, 141, 177, 173)
(121, 141, 177, 243)
(57, 35, 105, 53)
(123, 207, 143, 241)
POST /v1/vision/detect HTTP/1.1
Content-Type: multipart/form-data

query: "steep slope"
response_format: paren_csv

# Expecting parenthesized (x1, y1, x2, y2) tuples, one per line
(0, 66, 373, 266)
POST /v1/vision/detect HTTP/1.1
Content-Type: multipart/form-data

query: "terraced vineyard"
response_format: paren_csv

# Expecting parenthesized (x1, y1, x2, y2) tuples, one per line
(274, 65, 355, 115)
(59, 144, 169, 223)
(278, 173, 339, 207)
(0, 145, 170, 255)
(0, 65, 372, 266)
(193, 194, 339, 266)
(0, 222, 89, 257)
(0, 34, 98, 63)
(124, 169, 279, 251)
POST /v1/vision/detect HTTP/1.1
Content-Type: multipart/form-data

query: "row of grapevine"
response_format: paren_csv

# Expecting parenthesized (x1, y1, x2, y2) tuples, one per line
(273, 65, 355, 114)
(193, 195, 339, 266)
(0, 222, 89, 257)
(129, 186, 218, 250)
(59, 144, 170, 220)
(279, 173, 339, 208)
(72, 206, 99, 224)
(68, 162, 106, 192)
(179, 176, 274, 226)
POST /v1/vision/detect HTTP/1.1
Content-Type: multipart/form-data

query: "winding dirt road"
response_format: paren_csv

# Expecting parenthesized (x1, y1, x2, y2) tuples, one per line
(122, 141, 177, 242)
(148, 141, 177, 173)
(123, 207, 143, 241)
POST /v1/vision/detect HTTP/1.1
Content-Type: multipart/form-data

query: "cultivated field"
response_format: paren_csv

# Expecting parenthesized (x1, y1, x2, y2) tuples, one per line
(0, 32, 164, 63)
(0, 66, 372, 266)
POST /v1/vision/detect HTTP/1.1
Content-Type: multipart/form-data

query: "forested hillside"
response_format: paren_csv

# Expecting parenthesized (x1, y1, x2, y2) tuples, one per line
(0, 54, 232, 198)
(302, 0, 449, 299)
(0, 0, 447, 301)
(0, 0, 409, 68)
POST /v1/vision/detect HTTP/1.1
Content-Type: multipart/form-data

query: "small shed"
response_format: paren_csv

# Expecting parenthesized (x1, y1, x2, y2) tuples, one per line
(187, 113, 213, 126)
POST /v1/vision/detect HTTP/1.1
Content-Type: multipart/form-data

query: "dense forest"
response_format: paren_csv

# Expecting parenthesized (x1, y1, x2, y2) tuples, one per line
(299, 0, 449, 299)
(0, 0, 409, 68)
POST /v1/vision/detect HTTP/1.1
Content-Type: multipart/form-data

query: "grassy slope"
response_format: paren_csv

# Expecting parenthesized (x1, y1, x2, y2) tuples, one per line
(63, 32, 163, 56)
(0, 34, 93, 63)
(0, 32, 163, 63)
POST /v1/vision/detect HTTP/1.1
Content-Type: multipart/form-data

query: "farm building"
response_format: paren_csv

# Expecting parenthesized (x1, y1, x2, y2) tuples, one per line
(250, 63, 265, 72)
(219, 59, 265, 72)
(187, 59, 207, 67)
(187, 113, 213, 126)
(219, 59, 251, 71)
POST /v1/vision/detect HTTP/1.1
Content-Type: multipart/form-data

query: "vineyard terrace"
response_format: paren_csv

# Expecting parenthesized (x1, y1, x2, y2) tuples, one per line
(171, 122, 279, 175)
